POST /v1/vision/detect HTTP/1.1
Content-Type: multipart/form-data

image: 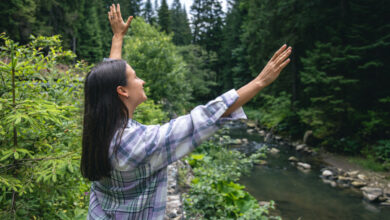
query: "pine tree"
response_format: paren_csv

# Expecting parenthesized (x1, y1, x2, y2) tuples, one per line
(142, 0, 155, 24)
(158, 0, 171, 33)
(170, 0, 191, 45)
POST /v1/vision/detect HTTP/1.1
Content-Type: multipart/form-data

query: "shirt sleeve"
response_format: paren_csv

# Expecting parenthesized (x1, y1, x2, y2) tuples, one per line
(111, 89, 246, 172)
(145, 89, 247, 172)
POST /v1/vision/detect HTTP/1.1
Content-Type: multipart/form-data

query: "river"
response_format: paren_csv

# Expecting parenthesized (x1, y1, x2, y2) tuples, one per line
(227, 123, 390, 220)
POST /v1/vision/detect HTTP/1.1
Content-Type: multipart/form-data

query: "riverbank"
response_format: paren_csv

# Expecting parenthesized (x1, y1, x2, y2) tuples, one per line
(242, 119, 390, 206)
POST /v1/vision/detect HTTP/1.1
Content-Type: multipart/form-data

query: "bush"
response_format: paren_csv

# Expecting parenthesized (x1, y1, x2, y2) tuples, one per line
(182, 138, 280, 219)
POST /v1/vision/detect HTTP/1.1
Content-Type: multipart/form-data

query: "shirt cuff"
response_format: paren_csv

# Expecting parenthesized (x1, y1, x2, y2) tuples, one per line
(219, 89, 247, 120)
(103, 58, 113, 62)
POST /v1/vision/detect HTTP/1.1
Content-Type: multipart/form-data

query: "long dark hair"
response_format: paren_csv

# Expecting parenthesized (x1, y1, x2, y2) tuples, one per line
(81, 59, 129, 181)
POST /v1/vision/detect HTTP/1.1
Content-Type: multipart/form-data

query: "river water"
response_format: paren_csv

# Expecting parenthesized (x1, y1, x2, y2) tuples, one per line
(227, 125, 390, 220)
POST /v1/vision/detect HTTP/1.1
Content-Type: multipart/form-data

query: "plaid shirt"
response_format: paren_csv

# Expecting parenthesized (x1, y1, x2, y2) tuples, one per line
(87, 89, 247, 220)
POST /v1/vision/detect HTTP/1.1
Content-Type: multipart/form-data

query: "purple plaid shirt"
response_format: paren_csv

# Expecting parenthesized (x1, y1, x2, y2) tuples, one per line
(87, 89, 247, 219)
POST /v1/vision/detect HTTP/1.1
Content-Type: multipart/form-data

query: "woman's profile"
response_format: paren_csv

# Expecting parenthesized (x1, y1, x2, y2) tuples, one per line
(81, 4, 292, 220)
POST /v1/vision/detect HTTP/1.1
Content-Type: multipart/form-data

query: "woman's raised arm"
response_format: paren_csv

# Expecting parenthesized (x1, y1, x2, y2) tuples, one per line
(108, 4, 133, 60)
(223, 44, 292, 116)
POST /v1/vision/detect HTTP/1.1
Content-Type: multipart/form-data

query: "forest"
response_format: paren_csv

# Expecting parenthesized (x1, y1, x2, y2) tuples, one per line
(0, 0, 389, 219)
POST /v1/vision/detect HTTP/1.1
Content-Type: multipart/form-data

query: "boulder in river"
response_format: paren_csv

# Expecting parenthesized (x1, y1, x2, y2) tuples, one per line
(358, 174, 368, 181)
(269, 148, 280, 155)
(322, 170, 333, 178)
(297, 162, 311, 170)
(361, 187, 383, 202)
(288, 156, 298, 162)
(346, 170, 359, 177)
(296, 144, 306, 151)
(246, 121, 257, 128)
(351, 181, 367, 188)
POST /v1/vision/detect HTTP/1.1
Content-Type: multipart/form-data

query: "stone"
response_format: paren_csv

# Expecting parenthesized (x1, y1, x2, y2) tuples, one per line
(247, 121, 256, 128)
(234, 139, 242, 145)
(242, 138, 249, 144)
(351, 181, 367, 188)
(384, 188, 390, 197)
(269, 148, 280, 154)
(346, 170, 359, 177)
(296, 144, 306, 151)
(288, 156, 298, 162)
(275, 135, 282, 141)
(380, 200, 390, 206)
(337, 176, 354, 183)
(258, 201, 270, 207)
(256, 160, 267, 166)
(361, 187, 383, 202)
(247, 129, 255, 134)
(357, 174, 368, 181)
(265, 133, 272, 142)
(258, 130, 265, 136)
(297, 162, 311, 169)
(322, 170, 333, 177)
(303, 130, 313, 145)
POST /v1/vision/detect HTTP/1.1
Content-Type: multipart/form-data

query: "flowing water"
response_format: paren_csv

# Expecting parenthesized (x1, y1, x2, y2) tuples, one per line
(227, 124, 390, 220)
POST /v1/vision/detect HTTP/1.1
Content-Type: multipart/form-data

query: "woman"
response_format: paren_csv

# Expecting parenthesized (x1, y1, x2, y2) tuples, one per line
(81, 4, 292, 220)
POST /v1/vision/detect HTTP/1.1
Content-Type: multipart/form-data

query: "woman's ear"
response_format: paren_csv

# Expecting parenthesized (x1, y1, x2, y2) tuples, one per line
(116, 86, 128, 98)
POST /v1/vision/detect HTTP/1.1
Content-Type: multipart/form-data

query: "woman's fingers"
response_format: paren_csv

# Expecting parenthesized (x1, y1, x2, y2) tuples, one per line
(116, 4, 122, 21)
(278, 58, 291, 72)
(271, 44, 287, 62)
(275, 47, 292, 66)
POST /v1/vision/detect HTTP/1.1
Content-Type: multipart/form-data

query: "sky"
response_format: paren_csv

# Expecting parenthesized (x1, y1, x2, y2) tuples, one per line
(166, 0, 228, 18)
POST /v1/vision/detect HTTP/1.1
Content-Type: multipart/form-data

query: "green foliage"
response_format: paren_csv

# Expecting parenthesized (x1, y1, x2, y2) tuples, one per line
(123, 18, 192, 113)
(177, 44, 217, 101)
(0, 34, 90, 219)
(170, 0, 192, 45)
(133, 89, 168, 124)
(182, 139, 280, 219)
(158, 0, 171, 33)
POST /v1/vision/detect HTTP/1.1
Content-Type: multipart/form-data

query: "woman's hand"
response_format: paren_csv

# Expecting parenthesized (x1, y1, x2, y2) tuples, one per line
(108, 4, 133, 37)
(255, 44, 292, 88)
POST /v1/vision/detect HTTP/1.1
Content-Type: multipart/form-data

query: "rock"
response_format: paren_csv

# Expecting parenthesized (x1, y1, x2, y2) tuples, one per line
(297, 162, 311, 170)
(242, 138, 249, 144)
(258, 201, 270, 207)
(256, 160, 268, 166)
(167, 212, 177, 218)
(361, 187, 383, 202)
(265, 133, 272, 142)
(275, 135, 282, 141)
(322, 178, 337, 187)
(351, 181, 367, 188)
(296, 144, 306, 151)
(346, 170, 359, 177)
(303, 130, 313, 145)
(357, 174, 368, 181)
(234, 139, 243, 145)
(380, 200, 390, 206)
(288, 156, 298, 162)
(384, 188, 390, 197)
(247, 129, 255, 134)
(322, 170, 333, 177)
(337, 176, 354, 183)
(246, 121, 257, 128)
(269, 148, 280, 154)
(258, 130, 265, 136)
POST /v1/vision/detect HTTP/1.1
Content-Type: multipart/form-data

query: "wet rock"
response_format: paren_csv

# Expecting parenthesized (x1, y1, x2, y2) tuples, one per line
(270, 148, 280, 155)
(384, 188, 390, 197)
(351, 181, 367, 188)
(246, 121, 256, 128)
(380, 200, 390, 206)
(303, 130, 314, 145)
(322, 179, 337, 187)
(242, 138, 249, 144)
(247, 129, 255, 134)
(337, 176, 354, 183)
(357, 174, 368, 181)
(361, 187, 383, 202)
(275, 135, 282, 141)
(258, 130, 265, 136)
(288, 156, 298, 162)
(297, 162, 311, 170)
(322, 170, 333, 178)
(256, 160, 268, 166)
(234, 139, 243, 145)
(258, 201, 270, 207)
(296, 144, 306, 151)
(346, 170, 359, 177)
(264, 133, 272, 142)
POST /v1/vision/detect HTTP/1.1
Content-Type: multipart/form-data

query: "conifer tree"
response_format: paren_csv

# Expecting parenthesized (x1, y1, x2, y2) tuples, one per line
(158, 0, 171, 33)
(143, 0, 155, 24)
(170, 0, 191, 45)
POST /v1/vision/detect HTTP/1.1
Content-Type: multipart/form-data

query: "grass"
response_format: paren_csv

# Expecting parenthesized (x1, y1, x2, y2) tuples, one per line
(348, 156, 388, 172)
